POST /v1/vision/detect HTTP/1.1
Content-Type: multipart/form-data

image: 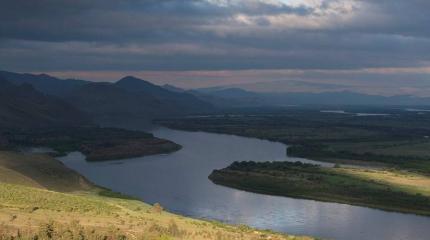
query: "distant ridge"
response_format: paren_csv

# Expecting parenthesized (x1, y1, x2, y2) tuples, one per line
(115, 76, 213, 112)
(193, 88, 430, 107)
(4, 69, 428, 124)
(162, 84, 185, 93)
(0, 71, 215, 125)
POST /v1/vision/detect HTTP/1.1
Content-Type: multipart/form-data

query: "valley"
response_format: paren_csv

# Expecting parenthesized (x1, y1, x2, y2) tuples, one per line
(158, 108, 430, 174)
(3, 1, 430, 239)
(1, 70, 430, 240)
(157, 108, 430, 218)
(57, 128, 430, 240)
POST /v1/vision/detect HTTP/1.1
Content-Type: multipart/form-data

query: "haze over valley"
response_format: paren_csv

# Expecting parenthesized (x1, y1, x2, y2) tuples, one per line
(1, 1, 430, 240)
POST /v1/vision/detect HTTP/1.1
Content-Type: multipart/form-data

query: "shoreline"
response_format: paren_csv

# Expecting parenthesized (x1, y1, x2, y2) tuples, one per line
(209, 161, 430, 217)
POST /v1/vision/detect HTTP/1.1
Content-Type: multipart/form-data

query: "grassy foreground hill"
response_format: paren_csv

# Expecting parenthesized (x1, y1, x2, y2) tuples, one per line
(0, 151, 314, 240)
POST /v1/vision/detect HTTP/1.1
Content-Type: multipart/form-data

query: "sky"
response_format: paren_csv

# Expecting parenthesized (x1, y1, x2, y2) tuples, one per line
(1, 0, 430, 96)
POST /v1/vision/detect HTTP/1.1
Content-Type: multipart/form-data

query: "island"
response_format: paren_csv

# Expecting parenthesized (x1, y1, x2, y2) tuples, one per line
(209, 161, 430, 216)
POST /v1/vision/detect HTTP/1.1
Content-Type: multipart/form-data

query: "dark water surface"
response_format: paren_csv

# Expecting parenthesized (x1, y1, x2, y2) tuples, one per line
(59, 127, 430, 240)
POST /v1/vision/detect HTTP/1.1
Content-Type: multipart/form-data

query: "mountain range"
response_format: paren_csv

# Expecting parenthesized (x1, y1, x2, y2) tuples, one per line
(0, 71, 214, 127)
(1, 69, 430, 130)
(192, 87, 430, 108)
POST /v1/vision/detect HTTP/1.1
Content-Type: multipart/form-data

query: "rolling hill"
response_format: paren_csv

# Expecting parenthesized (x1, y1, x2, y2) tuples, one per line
(0, 78, 91, 129)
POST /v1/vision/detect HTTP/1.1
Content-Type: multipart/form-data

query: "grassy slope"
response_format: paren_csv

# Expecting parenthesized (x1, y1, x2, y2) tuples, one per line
(209, 162, 430, 216)
(0, 152, 313, 240)
(0, 151, 93, 192)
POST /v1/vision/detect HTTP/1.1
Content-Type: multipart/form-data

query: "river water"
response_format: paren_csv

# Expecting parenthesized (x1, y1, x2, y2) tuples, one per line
(59, 127, 430, 240)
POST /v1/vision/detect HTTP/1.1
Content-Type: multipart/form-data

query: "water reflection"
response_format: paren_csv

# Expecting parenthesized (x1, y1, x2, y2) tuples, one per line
(59, 127, 430, 240)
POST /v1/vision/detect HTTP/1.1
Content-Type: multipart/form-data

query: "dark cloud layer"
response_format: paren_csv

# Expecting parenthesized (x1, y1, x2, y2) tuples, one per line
(0, 0, 429, 72)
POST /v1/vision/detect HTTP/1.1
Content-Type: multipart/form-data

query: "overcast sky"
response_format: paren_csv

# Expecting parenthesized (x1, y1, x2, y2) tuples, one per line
(1, 0, 430, 95)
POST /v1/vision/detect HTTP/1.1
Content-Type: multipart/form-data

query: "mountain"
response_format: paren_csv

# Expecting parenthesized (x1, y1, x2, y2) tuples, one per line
(265, 91, 430, 106)
(115, 76, 213, 112)
(0, 70, 87, 96)
(116, 76, 167, 94)
(65, 82, 170, 124)
(62, 77, 215, 126)
(162, 84, 185, 93)
(0, 71, 215, 125)
(190, 88, 266, 108)
(65, 76, 214, 125)
(0, 79, 91, 129)
(196, 87, 258, 98)
(194, 88, 430, 107)
(225, 80, 350, 93)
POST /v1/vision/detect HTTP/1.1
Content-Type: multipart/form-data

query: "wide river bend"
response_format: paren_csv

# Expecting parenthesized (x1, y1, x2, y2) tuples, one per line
(59, 127, 430, 240)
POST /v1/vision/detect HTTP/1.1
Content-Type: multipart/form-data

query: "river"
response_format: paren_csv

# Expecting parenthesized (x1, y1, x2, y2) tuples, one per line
(59, 127, 430, 240)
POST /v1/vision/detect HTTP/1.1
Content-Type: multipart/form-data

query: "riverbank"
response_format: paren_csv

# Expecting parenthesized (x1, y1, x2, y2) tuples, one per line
(157, 112, 430, 174)
(0, 151, 314, 240)
(209, 161, 430, 216)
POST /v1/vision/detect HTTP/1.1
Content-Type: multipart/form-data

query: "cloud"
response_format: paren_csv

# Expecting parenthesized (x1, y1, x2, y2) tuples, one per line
(0, 0, 430, 77)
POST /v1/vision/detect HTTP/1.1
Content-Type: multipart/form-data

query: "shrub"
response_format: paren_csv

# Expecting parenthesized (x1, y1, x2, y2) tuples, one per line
(152, 203, 163, 214)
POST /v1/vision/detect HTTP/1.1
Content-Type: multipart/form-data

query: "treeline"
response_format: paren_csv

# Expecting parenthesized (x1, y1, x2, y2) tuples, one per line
(227, 161, 319, 172)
